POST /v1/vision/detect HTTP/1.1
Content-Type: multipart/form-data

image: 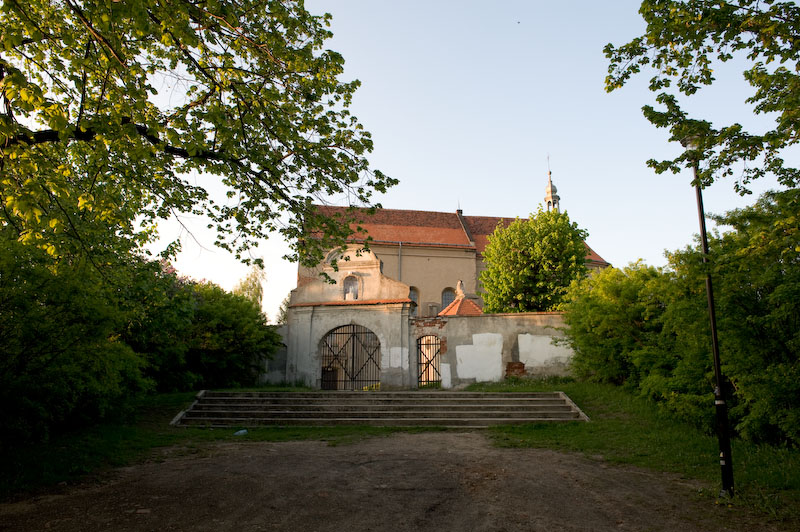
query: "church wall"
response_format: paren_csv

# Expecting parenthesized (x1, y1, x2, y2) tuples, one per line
(292, 247, 410, 305)
(370, 244, 479, 317)
(261, 324, 289, 384)
(411, 313, 572, 388)
(281, 302, 414, 389)
(272, 310, 573, 389)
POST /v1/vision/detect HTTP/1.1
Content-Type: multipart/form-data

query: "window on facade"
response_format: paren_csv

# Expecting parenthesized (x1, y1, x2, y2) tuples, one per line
(343, 275, 358, 300)
(441, 287, 456, 309)
(409, 287, 419, 316)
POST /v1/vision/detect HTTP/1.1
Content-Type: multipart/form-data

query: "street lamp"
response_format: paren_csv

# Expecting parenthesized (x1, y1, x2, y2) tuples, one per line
(682, 137, 735, 498)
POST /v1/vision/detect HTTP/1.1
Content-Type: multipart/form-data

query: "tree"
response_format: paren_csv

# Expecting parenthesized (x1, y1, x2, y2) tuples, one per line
(1, 1, 395, 267)
(120, 260, 197, 392)
(561, 262, 669, 386)
(479, 208, 589, 312)
(233, 264, 266, 309)
(187, 282, 282, 388)
(605, 0, 800, 192)
(275, 292, 291, 325)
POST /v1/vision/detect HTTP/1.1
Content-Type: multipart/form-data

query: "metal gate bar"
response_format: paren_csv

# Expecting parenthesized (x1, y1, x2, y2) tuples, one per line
(320, 325, 381, 390)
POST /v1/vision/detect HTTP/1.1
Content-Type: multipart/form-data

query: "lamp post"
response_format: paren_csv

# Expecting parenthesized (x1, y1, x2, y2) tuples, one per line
(683, 139, 735, 497)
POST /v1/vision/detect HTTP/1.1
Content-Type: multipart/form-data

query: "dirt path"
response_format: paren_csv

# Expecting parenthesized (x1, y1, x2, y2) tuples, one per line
(0, 432, 782, 531)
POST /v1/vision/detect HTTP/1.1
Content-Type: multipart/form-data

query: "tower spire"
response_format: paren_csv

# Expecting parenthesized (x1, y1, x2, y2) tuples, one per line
(544, 163, 560, 213)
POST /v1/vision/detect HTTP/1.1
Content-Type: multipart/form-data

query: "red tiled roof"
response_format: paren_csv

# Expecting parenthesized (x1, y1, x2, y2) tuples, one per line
(438, 297, 483, 316)
(315, 206, 472, 248)
(584, 243, 607, 265)
(314, 206, 609, 265)
(462, 215, 517, 254)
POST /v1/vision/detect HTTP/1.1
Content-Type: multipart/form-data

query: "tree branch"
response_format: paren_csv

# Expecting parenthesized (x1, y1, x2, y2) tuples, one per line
(3, 118, 236, 164)
(65, 0, 127, 67)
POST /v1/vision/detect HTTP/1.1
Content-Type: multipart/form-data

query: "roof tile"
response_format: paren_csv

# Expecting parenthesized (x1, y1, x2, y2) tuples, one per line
(314, 206, 609, 266)
(438, 297, 483, 316)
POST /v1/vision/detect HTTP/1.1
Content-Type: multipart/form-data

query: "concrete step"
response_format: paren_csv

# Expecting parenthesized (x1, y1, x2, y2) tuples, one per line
(190, 400, 571, 409)
(201, 391, 565, 399)
(171, 391, 589, 428)
(182, 409, 579, 419)
(177, 416, 583, 428)
(192, 405, 574, 417)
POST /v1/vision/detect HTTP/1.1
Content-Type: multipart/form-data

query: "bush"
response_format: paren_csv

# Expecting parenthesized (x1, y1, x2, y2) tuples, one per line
(562, 190, 800, 445)
(0, 240, 151, 446)
(185, 282, 282, 389)
(1, 237, 282, 448)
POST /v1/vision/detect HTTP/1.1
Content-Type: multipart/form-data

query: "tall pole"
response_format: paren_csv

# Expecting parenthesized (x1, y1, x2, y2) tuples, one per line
(691, 158, 735, 497)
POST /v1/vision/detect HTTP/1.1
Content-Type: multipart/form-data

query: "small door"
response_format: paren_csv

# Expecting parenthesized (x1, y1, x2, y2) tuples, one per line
(417, 335, 441, 387)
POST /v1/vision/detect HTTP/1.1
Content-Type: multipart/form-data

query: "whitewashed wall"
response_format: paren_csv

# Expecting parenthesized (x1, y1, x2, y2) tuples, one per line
(412, 313, 572, 388)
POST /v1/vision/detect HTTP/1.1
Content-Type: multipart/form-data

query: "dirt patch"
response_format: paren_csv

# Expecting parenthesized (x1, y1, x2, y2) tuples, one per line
(0, 432, 785, 531)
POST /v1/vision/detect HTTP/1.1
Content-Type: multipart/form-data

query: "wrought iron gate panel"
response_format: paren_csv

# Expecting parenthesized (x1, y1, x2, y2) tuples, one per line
(417, 335, 441, 387)
(320, 325, 381, 390)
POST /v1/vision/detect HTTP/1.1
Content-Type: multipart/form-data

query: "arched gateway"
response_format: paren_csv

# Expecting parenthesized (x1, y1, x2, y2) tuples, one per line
(320, 325, 381, 390)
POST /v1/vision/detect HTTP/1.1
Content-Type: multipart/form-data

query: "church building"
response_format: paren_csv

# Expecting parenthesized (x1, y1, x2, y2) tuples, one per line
(267, 175, 609, 391)
(296, 172, 608, 316)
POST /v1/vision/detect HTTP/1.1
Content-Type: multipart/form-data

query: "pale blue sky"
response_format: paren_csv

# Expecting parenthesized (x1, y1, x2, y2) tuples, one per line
(159, 1, 789, 321)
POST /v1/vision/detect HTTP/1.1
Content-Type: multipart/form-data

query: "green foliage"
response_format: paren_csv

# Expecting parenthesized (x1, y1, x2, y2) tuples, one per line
(562, 189, 800, 445)
(479, 207, 589, 312)
(560, 262, 668, 386)
(0, 0, 395, 266)
(0, 235, 152, 446)
(606, 0, 800, 192)
(705, 189, 800, 443)
(186, 282, 282, 389)
(0, 228, 281, 446)
(120, 261, 197, 392)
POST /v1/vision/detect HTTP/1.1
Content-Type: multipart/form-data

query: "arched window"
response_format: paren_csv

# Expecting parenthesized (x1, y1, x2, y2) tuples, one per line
(408, 287, 419, 316)
(343, 275, 359, 300)
(441, 287, 456, 309)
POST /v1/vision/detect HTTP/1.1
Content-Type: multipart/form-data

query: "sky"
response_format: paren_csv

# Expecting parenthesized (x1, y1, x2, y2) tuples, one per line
(154, 0, 791, 322)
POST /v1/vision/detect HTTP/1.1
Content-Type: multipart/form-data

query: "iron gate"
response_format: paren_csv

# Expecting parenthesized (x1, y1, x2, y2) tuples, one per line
(417, 335, 441, 387)
(320, 325, 381, 390)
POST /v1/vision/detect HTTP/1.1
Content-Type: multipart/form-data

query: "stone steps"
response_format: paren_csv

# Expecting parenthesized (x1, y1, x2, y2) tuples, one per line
(171, 391, 589, 428)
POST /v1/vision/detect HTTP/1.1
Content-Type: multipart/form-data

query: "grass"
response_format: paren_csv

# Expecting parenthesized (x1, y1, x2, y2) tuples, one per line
(468, 378, 800, 522)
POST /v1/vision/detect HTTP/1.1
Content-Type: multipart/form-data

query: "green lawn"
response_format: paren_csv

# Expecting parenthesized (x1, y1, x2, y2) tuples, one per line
(3, 381, 799, 525)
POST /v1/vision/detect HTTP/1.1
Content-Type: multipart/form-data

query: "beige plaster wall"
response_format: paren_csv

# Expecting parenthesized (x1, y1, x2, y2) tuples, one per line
(371, 244, 479, 316)
(273, 312, 573, 389)
(292, 246, 409, 305)
(284, 247, 416, 389)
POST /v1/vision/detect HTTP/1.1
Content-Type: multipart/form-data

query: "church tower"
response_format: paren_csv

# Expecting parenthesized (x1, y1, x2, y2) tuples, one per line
(544, 171, 560, 212)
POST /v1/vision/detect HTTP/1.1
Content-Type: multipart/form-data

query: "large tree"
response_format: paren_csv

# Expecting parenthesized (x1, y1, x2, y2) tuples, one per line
(479, 208, 589, 313)
(605, 0, 800, 192)
(0, 0, 395, 266)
